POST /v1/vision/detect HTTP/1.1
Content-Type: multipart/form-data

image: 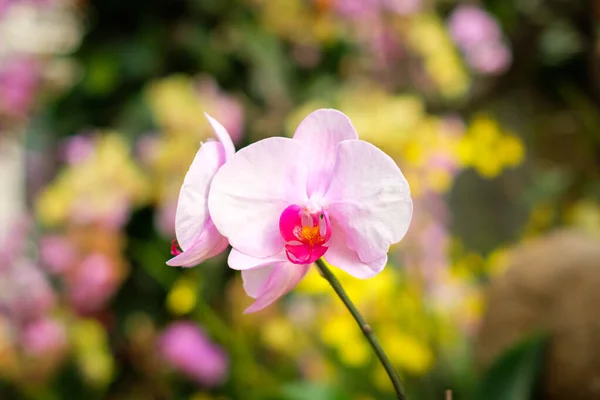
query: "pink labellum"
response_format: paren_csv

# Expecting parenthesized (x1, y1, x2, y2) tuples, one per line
(279, 204, 331, 264)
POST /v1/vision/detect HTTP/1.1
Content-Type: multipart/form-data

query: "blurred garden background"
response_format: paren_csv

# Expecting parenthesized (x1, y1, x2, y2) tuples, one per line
(1, 0, 600, 399)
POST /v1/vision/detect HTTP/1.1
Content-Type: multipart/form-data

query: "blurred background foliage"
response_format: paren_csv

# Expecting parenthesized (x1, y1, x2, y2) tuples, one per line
(0, 0, 599, 399)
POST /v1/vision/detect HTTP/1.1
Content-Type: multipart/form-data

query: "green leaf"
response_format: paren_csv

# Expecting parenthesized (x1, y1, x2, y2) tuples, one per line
(476, 332, 548, 400)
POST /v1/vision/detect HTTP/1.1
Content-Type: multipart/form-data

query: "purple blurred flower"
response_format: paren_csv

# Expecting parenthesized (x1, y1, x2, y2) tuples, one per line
(0, 57, 40, 120)
(68, 253, 118, 313)
(21, 317, 66, 357)
(159, 322, 229, 387)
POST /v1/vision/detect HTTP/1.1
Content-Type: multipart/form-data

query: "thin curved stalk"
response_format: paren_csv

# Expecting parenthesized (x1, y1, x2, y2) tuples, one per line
(314, 258, 407, 400)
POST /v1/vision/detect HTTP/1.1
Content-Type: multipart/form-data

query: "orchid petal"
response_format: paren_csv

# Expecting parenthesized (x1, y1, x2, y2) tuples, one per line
(324, 140, 413, 262)
(292, 109, 359, 197)
(228, 248, 288, 271)
(324, 221, 387, 278)
(208, 137, 308, 258)
(175, 141, 226, 250)
(241, 265, 274, 298)
(242, 262, 310, 313)
(205, 112, 235, 160)
(167, 222, 228, 267)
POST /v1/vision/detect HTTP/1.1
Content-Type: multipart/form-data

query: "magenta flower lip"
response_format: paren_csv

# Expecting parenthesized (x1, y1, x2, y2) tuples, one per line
(279, 204, 332, 265)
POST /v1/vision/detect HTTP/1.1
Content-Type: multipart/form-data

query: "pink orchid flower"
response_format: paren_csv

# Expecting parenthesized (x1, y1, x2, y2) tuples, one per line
(167, 114, 235, 267)
(208, 109, 413, 313)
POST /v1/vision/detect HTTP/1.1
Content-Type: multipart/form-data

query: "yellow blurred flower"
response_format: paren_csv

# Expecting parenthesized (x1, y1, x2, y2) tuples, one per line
(426, 169, 454, 193)
(338, 88, 425, 156)
(451, 252, 484, 280)
(321, 314, 370, 367)
(295, 266, 330, 295)
(459, 114, 525, 178)
(406, 14, 470, 98)
(498, 134, 525, 167)
(261, 317, 298, 354)
(378, 327, 434, 375)
(486, 246, 511, 277)
(167, 277, 198, 316)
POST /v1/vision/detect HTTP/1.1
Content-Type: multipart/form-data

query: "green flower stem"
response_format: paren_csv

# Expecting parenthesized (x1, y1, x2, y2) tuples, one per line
(314, 258, 407, 400)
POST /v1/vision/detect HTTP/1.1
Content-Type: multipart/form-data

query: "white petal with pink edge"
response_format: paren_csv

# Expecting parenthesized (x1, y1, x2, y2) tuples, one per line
(208, 137, 309, 258)
(205, 112, 235, 160)
(292, 109, 359, 197)
(167, 222, 229, 267)
(241, 262, 311, 313)
(228, 248, 289, 270)
(323, 220, 388, 278)
(174, 141, 227, 250)
(324, 140, 413, 263)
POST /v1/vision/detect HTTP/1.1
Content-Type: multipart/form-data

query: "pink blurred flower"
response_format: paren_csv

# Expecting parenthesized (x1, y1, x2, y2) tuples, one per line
(166, 114, 234, 268)
(39, 235, 78, 274)
(159, 322, 228, 387)
(0, 217, 30, 264)
(0, 57, 40, 120)
(334, 0, 420, 19)
(465, 41, 512, 75)
(418, 221, 449, 284)
(70, 195, 130, 229)
(61, 134, 95, 165)
(334, 0, 381, 19)
(0, 261, 56, 322)
(208, 109, 413, 312)
(0, 0, 8, 18)
(68, 253, 118, 313)
(448, 4, 512, 75)
(448, 5, 501, 49)
(21, 317, 66, 357)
